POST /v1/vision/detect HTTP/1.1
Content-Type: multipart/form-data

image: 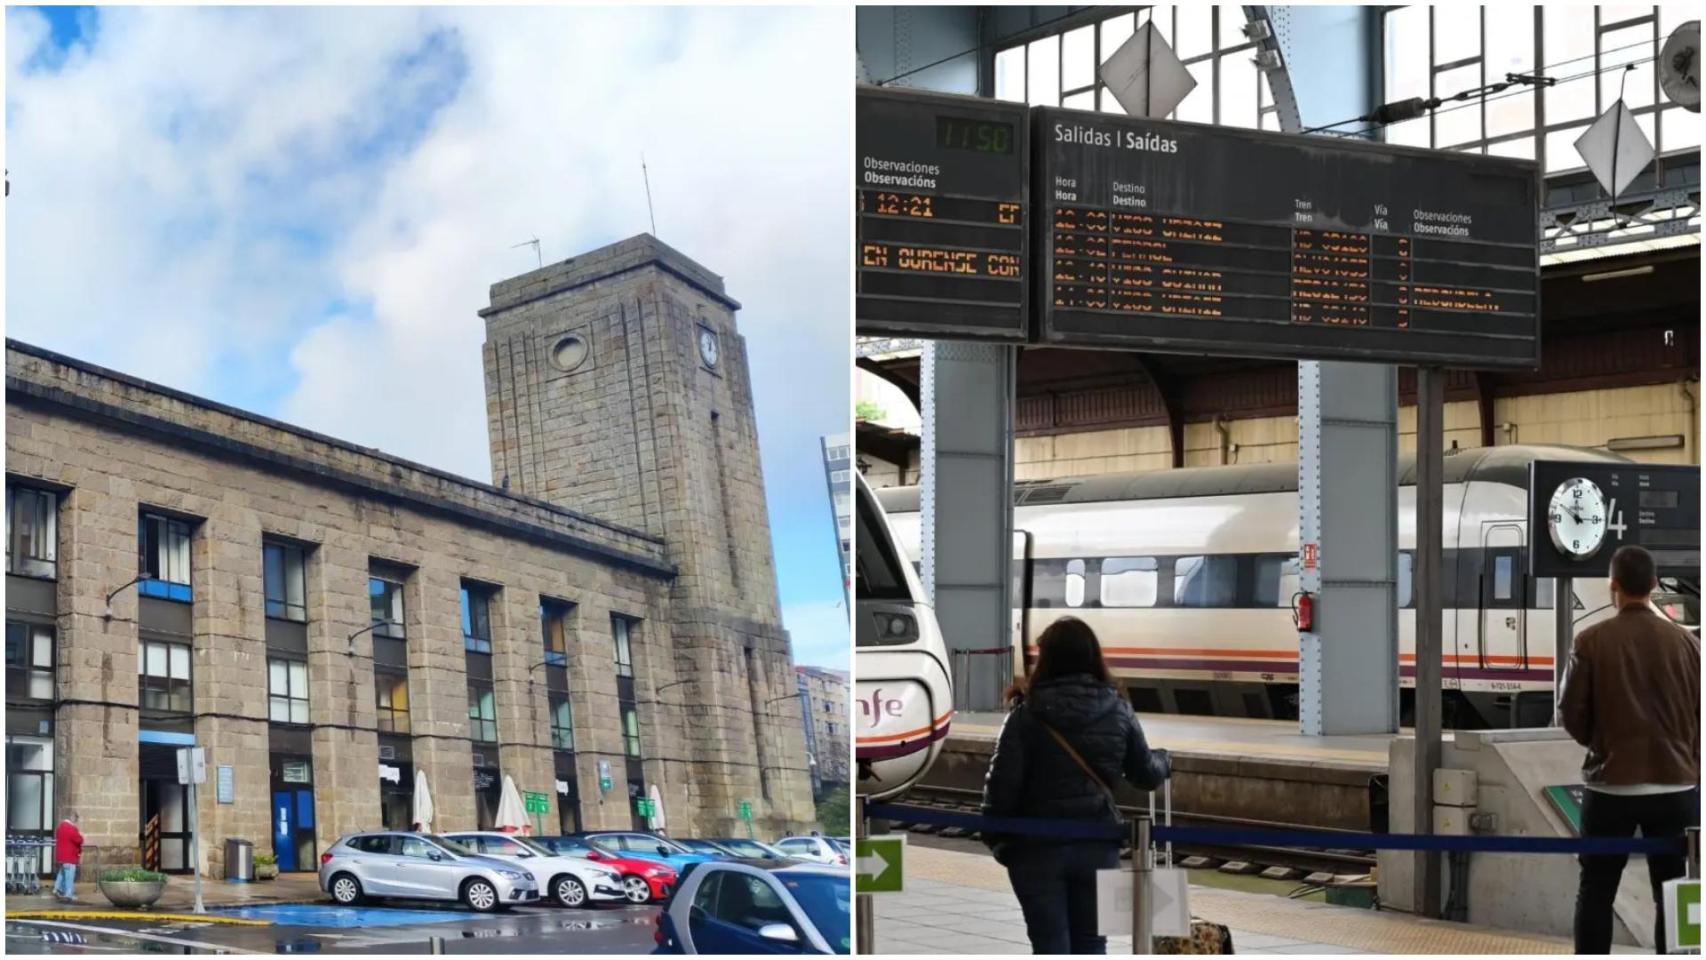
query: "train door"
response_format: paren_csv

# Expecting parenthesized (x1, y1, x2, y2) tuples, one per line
(1479, 524, 1527, 672)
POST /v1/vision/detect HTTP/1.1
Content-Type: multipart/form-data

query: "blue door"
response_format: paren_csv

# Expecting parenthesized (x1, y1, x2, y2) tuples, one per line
(273, 791, 295, 872)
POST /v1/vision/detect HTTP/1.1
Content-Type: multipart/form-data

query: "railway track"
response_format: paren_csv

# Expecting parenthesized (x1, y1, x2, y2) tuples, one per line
(881, 784, 1377, 879)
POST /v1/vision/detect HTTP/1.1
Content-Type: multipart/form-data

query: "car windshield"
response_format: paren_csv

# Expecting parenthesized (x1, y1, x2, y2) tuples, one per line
(648, 836, 691, 854)
(678, 839, 717, 853)
(784, 874, 851, 954)
(424, 835, 473, 857)
(516, 837, 556, 857)
(716, 839, 771, 857)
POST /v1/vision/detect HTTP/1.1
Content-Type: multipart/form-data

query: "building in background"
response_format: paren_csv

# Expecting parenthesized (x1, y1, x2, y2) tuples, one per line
(795, 665, 850, 798)
(820, 434, 852, 602)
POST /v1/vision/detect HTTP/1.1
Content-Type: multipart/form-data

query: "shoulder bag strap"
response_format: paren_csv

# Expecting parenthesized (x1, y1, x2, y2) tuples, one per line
(1037, 720, 1120, 814)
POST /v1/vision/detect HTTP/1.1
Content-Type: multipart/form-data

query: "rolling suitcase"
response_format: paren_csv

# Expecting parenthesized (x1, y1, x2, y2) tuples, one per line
(1149, 781, 1235, 955)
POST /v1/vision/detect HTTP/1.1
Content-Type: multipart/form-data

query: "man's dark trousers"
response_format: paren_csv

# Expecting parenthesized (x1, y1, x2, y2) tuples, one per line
(1575, 786, 1699, 954)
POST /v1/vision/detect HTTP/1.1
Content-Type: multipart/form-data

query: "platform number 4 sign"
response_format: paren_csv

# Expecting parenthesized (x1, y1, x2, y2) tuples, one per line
(1664, 878, 1700, 953)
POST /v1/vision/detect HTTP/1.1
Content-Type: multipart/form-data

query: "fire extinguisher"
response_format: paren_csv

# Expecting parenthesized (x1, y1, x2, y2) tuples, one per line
(1293, 591, 1315, 632)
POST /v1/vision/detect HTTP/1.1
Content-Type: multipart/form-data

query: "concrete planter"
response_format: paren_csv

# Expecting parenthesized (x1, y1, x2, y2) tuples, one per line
(97, 879, 166, 908)
(256, 863, 279, 881)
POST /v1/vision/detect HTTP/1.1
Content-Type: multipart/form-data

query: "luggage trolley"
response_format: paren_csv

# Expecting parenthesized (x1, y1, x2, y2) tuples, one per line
(6, 835, 52, 895)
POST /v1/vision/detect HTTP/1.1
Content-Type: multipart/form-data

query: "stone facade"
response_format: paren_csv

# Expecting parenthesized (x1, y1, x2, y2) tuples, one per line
(796, 666, 851, 790)
(4, 235, 822, 878)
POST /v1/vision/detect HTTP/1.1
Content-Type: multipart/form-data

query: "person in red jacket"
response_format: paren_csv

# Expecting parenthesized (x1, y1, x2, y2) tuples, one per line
(53, 812, 83, 901)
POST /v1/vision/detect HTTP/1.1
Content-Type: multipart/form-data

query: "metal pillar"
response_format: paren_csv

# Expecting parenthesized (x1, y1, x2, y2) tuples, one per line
(920, 341, 1016, 712)
(1412, 367, 1446, 918)
(1133, 815, 1154, 956)
(856, 797, 874, 953)
(1297, 361, 1400, 735)
(1553, 576, 1574, 724)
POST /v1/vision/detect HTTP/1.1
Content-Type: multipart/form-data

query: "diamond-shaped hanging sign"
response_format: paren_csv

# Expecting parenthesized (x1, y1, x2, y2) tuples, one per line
(1574, 99, 1655, 198)
(1100, 21, 1196, 119)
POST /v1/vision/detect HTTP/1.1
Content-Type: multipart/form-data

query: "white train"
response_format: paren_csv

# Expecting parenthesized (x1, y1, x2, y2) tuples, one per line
(854, 472, 952, 800)
(875, 444, 1698, 729)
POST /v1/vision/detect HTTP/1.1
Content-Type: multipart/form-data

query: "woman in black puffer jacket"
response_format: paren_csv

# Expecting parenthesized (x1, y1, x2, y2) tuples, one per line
(981, 616, 1171, 955)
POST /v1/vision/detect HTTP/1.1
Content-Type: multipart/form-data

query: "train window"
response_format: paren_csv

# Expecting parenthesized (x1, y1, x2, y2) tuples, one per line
(1064, 559, 1086, 608)
(854, 490, 910, 605)
(1397, 552, 1413, 609)
(1100, 557, 1157, 608)
(1253, 555, 1299, 608)
(1492, 555, 1514, 604)
(1173, 555, 1236, 608)
(1532, 576, 1553, 610)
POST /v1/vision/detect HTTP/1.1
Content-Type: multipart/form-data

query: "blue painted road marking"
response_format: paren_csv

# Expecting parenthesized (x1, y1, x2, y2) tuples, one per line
(211, 904, 473, 927)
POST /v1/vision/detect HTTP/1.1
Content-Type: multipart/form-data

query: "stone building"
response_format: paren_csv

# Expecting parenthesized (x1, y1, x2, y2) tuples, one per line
(795, 666, 850, 796)
(4, 235, 820, 877)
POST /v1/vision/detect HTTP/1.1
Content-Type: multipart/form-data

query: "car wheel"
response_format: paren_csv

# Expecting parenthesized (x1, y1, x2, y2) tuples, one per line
(463, 878, 500, 913)
(554, 875, 587, 908)
(622, 875, 652, 904)
(329, 874, 363, 906)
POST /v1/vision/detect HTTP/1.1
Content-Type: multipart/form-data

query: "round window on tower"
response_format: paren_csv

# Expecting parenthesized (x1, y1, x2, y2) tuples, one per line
(551, 334, 589, 372)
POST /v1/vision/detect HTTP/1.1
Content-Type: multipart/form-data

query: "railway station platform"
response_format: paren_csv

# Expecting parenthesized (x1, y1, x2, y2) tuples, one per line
(869, 842, 1634, 955)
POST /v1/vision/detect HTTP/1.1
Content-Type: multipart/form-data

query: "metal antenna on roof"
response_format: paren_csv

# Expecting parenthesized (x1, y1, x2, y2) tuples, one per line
(641, 154, 658, 237)
(511, 236, 542, 269)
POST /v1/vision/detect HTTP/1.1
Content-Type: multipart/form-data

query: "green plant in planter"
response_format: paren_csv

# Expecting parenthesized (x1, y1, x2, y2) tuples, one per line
(254, 851, 280, 880)
(254, 853, 277, 866)
(98, 868, 168, 884)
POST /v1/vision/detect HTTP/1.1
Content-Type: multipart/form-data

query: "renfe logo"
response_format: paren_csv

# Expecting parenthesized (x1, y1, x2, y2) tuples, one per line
(859, 688, 905, 729)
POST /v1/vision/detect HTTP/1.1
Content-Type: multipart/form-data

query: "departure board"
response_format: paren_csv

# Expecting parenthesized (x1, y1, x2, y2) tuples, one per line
(1035, 106, 1541, 368)
(857, 87, 1029, 341)
(1528, 461, 1700, 577)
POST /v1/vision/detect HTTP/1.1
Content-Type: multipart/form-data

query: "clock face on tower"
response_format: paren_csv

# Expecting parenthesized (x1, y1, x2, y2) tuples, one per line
(698, 328, 719, 369)
(1548, 477, 1609, 559)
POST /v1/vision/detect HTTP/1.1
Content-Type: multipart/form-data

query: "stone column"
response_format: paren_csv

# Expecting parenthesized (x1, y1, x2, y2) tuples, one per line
(494, 585, 554, 831)
(309, 530, 381, 847)
(408, 560, 475, 832)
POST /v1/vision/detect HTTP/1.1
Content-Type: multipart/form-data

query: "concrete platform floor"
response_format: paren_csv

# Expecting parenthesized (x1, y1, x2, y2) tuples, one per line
(869, 842, 1636, 955)
(951, 712, 1452, 770)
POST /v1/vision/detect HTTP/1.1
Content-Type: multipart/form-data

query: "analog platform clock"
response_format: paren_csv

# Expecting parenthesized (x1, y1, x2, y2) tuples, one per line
(1547, 477, 1609, 559)
(697, 327, 719, 369)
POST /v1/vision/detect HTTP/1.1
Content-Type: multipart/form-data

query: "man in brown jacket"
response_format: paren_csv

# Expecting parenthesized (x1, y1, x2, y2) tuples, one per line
(1561, 544, 1700, 954)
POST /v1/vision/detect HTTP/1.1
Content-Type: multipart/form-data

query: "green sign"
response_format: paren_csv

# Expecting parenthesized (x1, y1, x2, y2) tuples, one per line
(599, 760, 612, 792)
(1665, 879, 1700, 952)
(738, 800, 753, 821)
(524, 791, 549, 814)
(1543, 784, 1586, 836)
(636, 797, 656, 817)
(855, 836, 905, 895)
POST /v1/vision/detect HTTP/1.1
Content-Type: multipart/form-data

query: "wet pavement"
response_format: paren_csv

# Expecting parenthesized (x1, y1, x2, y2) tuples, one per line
(5, 901, 663, 954)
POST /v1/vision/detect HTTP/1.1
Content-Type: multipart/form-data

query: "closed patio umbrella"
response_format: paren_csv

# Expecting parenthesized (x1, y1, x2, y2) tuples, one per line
(648, 784, 666, 834)
(495, 774, 528, 834)
(412, 769, 434, 833)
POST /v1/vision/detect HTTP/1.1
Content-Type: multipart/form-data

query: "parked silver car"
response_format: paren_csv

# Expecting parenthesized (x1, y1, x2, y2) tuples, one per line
(319, 832, 540, 912)
(442, 831, 626, 907)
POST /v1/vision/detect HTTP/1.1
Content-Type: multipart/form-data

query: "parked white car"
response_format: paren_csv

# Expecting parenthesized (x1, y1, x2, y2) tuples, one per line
(443, 831, 626, 908)
(772, 836, 847, 866)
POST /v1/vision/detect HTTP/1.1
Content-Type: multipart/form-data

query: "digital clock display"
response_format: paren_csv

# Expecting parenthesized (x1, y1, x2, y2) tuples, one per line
(857, 87, 1029, 341)
(937, 116, 1015, 154)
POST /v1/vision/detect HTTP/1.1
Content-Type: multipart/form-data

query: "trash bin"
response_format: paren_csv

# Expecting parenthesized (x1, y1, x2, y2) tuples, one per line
(224, 838, 254, 881)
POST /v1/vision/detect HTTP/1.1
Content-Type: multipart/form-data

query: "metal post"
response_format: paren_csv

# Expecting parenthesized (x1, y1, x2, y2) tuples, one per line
(1413, 366, 1445, 919)
(189, 779, 204, 914)
(856, 796, 874, 955)
(1688, 827, 1699, 879)
(1133, 815, 1154, 955)
(1553, 576, 1574, 724)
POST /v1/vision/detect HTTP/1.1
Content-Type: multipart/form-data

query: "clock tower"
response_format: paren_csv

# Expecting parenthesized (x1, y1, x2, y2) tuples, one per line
(480, 233, 817, 834)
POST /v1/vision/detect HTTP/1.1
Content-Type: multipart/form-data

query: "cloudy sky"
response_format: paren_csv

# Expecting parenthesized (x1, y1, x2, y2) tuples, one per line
(6, 5, 852, 669)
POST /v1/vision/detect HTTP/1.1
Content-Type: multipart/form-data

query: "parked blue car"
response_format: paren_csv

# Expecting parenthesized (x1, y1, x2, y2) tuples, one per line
(654, 859, 849, 954)
(572, 831, 720, 872)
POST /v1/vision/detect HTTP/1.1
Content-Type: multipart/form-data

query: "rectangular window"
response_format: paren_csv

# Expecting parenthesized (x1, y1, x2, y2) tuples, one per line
(1398, 551, 1415, 609)
(139, 513, 193, 601)
(550, 695, 574, 752)
(263, 541, 308, 622)
(612, 616, 635, 678)
(5, 622, 54, 701)
(1254, 554, 1302, 608)
(621, 705, 642, 758)
(461, 583, 493, 654)
(375, 672, 410, 733)
(467, 681, 497, 742)
(369, 577, 405, 639)
(1173, 555, 1238, 608)
(267, 658, 310, 725)
(1099, 557, 1158, 608)
(5, 487, 57, 579)
(542, 599, 572, 667)
(138, 639, 192, 713)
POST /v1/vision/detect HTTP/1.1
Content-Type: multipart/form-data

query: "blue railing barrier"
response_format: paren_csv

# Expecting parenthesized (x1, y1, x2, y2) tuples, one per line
(866, 802, 1685, 856)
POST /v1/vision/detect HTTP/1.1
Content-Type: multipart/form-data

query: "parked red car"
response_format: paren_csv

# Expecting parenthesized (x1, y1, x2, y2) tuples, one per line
(534, 835, 677, 904)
